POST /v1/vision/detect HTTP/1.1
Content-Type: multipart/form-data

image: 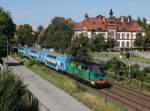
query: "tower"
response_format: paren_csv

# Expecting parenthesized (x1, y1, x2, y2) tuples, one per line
(109, 9, 113, 17)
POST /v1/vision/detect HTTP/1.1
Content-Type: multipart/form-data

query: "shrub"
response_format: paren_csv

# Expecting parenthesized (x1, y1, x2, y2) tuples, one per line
(27, 59, 40, 67)
(144, 67, 150, 73)
(135, 70, 146, 81)
(106, 58, 127, 76)
(130, 64, 140, 78)
(0, 71, 26, 111)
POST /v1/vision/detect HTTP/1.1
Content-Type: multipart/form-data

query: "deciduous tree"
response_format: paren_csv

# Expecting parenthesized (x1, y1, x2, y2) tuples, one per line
(0, 7, 15, 58)
(70, 34, 92, 61)
(16, 24, 36, 47)
(42, 17, 73, 52)
(91, 34, 106, 51)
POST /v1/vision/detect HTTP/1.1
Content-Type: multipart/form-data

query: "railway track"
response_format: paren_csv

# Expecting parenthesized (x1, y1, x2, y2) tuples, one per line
(100, 82, 150, 111)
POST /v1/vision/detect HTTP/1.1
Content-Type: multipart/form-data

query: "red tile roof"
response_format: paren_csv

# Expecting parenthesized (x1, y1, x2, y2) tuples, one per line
(75, 17, 144, 32)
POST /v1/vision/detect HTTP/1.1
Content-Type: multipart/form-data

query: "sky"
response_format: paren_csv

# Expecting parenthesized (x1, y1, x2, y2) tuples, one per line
(0, 0, 150, 28)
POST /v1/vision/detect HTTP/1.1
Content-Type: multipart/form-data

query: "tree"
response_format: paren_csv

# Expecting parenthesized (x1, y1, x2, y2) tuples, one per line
(137, 17, 143, 27)
(142, 17, 147, 29)
(105, 37, 118, 50)
(42, 17, 73, 52)
(91, 34, 106, 51)
(134, 33, 144, 47)
(134, 32, 150, 48)
(0, 7, 15, 58)
(0, 35, 7, 58)
(0, 71, 26, 111)
(144, 31, 150, 47)
(106, 58, 127, 77)
(137, 17, 150, 31)
(0, 7, 15, 38)
(37, 25, 45, 45)
(70, 34, 92, 61)
(16, 24, 36, 47)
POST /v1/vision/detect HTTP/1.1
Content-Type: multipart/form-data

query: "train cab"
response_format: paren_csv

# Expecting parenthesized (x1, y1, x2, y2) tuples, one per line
(89, 65, 108, 87)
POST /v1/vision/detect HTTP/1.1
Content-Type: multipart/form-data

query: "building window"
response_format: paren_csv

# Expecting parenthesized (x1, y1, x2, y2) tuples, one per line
(122, 33, 125, 39)
(127, 33, 130, 39)
(117, 41, 120, 47)
(116, 33, 120, 39)
(92, 33, 96, 38)
(127, 41, 129, 47)
(122, 41, 125, 47)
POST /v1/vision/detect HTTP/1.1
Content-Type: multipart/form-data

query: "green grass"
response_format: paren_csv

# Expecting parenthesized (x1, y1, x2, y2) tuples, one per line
(93, 51, 150, 64)
(12, 54, 127, 111)
(107, 72, 150, 94)
(93, 52, 120, 58)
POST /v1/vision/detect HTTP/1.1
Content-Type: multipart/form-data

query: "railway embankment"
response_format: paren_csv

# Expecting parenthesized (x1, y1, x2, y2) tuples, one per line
(11, 54, 127, 111)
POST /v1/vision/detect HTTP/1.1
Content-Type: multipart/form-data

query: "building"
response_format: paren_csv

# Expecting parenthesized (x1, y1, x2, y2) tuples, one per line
(74, 10, 145, 48)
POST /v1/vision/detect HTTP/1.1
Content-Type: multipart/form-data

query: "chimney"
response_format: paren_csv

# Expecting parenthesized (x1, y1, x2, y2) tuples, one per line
(103, 16, 106, 22)
(128, 15, 132, 23)
(120, 16, 125, 23)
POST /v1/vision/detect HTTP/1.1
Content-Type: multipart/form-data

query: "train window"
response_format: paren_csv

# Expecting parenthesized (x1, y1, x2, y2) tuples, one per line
(31, 50, 36, 53)
(47, 55, 56, 59)
(61, 62, 64, 66)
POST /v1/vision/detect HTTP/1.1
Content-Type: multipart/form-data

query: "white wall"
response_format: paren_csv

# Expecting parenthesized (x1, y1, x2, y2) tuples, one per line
(74, 30, 145, 48)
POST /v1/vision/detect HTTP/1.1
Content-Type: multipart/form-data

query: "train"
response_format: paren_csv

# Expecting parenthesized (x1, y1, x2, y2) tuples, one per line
(18, 47, 108, 88)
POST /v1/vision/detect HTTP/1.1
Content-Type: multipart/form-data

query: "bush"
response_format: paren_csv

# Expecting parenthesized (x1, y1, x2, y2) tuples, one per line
(144, 67, 150, 73)
(135, 70, 146, 81)
(27, 59, 40, 67)
(0, 71, 26, 111)
(106, 58, 127, 76)
(130, 64, 140, 78)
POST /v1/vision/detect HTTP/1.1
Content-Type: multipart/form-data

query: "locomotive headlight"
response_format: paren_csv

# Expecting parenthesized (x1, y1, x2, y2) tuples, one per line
(91, 81, 95, 85)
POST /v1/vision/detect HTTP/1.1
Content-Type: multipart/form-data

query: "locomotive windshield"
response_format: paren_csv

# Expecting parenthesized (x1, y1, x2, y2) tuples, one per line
(92, 65, 105, 74)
